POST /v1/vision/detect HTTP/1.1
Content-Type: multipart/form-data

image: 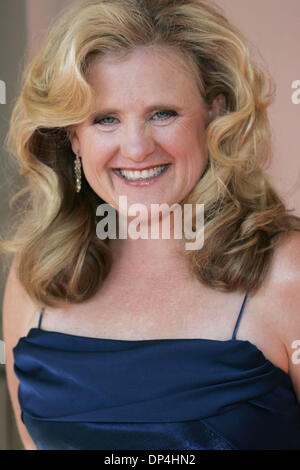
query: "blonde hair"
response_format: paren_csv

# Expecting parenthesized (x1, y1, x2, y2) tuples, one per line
(1, 0, 300, 307)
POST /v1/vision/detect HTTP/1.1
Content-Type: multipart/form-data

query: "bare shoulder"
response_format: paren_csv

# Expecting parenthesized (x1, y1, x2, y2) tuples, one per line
(262, 230, 300, 310)
(2, 255, 40, 346)
(274, 231, 300, 400)
(252, 230, 300, 400)
(2, 255, 39, 449)
(267, 230, 300, 285)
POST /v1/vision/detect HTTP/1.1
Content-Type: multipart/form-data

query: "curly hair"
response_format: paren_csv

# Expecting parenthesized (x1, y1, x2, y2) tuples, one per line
(1, 0, 300, 308)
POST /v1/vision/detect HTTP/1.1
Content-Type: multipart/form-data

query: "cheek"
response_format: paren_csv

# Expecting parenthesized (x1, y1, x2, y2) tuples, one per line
(163, 120, 207, 166)
(81, 133, 115, 170)
(174, 121, 208, 187)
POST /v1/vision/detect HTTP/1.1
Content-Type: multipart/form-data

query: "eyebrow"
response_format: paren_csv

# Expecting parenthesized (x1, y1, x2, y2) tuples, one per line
(90, 103, 183, 117)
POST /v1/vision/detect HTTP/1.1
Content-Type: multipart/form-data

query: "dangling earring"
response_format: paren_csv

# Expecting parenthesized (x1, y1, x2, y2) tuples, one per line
(74, 149, 81, 193)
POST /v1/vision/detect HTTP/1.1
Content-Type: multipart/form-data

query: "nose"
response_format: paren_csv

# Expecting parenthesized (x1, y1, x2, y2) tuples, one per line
(119, 121, 155, 163)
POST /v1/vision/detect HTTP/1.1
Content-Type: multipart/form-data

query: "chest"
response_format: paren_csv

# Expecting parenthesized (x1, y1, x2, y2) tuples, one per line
(42, 270, 243, 342)
(37, 270, 288, 374)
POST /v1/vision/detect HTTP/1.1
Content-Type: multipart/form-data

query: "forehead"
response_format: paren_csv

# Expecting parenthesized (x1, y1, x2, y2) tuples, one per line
(86, 46, 204, 108)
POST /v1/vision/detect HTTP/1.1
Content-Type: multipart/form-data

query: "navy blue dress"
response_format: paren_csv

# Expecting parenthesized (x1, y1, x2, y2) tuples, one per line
(13, 293, 300, 450)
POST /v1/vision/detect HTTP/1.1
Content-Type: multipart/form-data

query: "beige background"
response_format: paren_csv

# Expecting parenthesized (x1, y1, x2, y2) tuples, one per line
(218, 0, 300, 213)
(0, 0, 299, 450)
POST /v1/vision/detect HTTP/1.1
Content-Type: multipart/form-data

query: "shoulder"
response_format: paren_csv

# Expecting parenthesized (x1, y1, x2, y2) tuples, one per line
(261, 231, 300, 400)
(2, 254, 39, 449)
(269, 230, 300, 285)
(264, 231, 300, 314)
(2, 255, 40, 348)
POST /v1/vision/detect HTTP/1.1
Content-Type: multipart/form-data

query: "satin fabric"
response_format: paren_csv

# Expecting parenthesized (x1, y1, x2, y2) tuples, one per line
(13, 328, 300, 450)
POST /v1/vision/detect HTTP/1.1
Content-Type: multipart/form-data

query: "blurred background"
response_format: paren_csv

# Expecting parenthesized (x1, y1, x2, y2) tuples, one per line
(0, 0, 299, 450)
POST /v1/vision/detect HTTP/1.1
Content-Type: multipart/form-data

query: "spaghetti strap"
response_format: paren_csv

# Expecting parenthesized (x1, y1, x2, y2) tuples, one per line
(38, 307, 45, 329)
(232, 294, 248, 340)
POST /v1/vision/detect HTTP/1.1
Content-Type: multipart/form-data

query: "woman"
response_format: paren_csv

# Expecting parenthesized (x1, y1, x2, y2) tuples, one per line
(2, 0, 300, 450)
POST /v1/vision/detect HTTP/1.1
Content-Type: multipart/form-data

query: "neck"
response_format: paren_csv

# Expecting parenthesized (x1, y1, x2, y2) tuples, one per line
(108, 213, 193, 282)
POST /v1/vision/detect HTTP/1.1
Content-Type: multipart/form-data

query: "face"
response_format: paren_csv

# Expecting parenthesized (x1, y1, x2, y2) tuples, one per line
(70, 46, 223, 217)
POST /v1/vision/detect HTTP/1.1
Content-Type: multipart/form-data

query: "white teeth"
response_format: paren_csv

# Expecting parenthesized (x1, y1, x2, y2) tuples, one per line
(118, 164, 168, 180)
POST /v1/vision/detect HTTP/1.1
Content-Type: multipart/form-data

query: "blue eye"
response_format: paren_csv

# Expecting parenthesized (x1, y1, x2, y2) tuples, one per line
(93, 116, 117, 125)
(153, 110, 178, 120)
(93, 110, 178, 126)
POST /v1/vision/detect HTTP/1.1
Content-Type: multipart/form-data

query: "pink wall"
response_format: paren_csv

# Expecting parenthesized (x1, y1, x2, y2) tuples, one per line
(26, 0, 75, 61)
(26, 0, 300, 214)
(217, 0, 300, 213)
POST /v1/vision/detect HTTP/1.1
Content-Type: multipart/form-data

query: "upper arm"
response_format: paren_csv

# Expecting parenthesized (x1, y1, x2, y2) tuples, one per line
(282, 282, 300, 403)
(2, 255, 38, 450)
(268, 231, 300, 402)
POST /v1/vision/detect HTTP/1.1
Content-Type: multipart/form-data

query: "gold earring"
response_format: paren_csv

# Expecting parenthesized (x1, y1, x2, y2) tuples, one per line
(74, 149, 82, 193)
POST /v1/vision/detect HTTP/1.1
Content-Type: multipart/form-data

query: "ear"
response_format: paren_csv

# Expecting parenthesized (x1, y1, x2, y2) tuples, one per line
(66, 126, 80, 155)
(208, 93, 226, 121)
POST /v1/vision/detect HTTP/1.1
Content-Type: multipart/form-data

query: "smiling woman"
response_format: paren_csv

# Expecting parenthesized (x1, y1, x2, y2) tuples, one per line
(67, 45, 218, 217)
(1, 0, 300, 451)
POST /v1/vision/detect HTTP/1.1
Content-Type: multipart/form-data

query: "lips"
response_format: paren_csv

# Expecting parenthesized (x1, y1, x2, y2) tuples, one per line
(113, 163, 170, 171)
(111, 163, 171, 185)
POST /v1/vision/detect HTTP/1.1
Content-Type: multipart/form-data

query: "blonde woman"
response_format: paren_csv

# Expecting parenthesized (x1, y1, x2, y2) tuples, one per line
(2, 0, 300, 450)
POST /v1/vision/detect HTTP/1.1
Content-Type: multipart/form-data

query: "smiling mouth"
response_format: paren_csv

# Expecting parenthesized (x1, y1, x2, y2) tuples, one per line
(113, 164, 171, 181)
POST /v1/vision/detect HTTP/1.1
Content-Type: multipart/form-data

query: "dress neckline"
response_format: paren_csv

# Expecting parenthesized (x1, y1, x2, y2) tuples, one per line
(24, 326, 253, 343)
(15, 326, 291, 380)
